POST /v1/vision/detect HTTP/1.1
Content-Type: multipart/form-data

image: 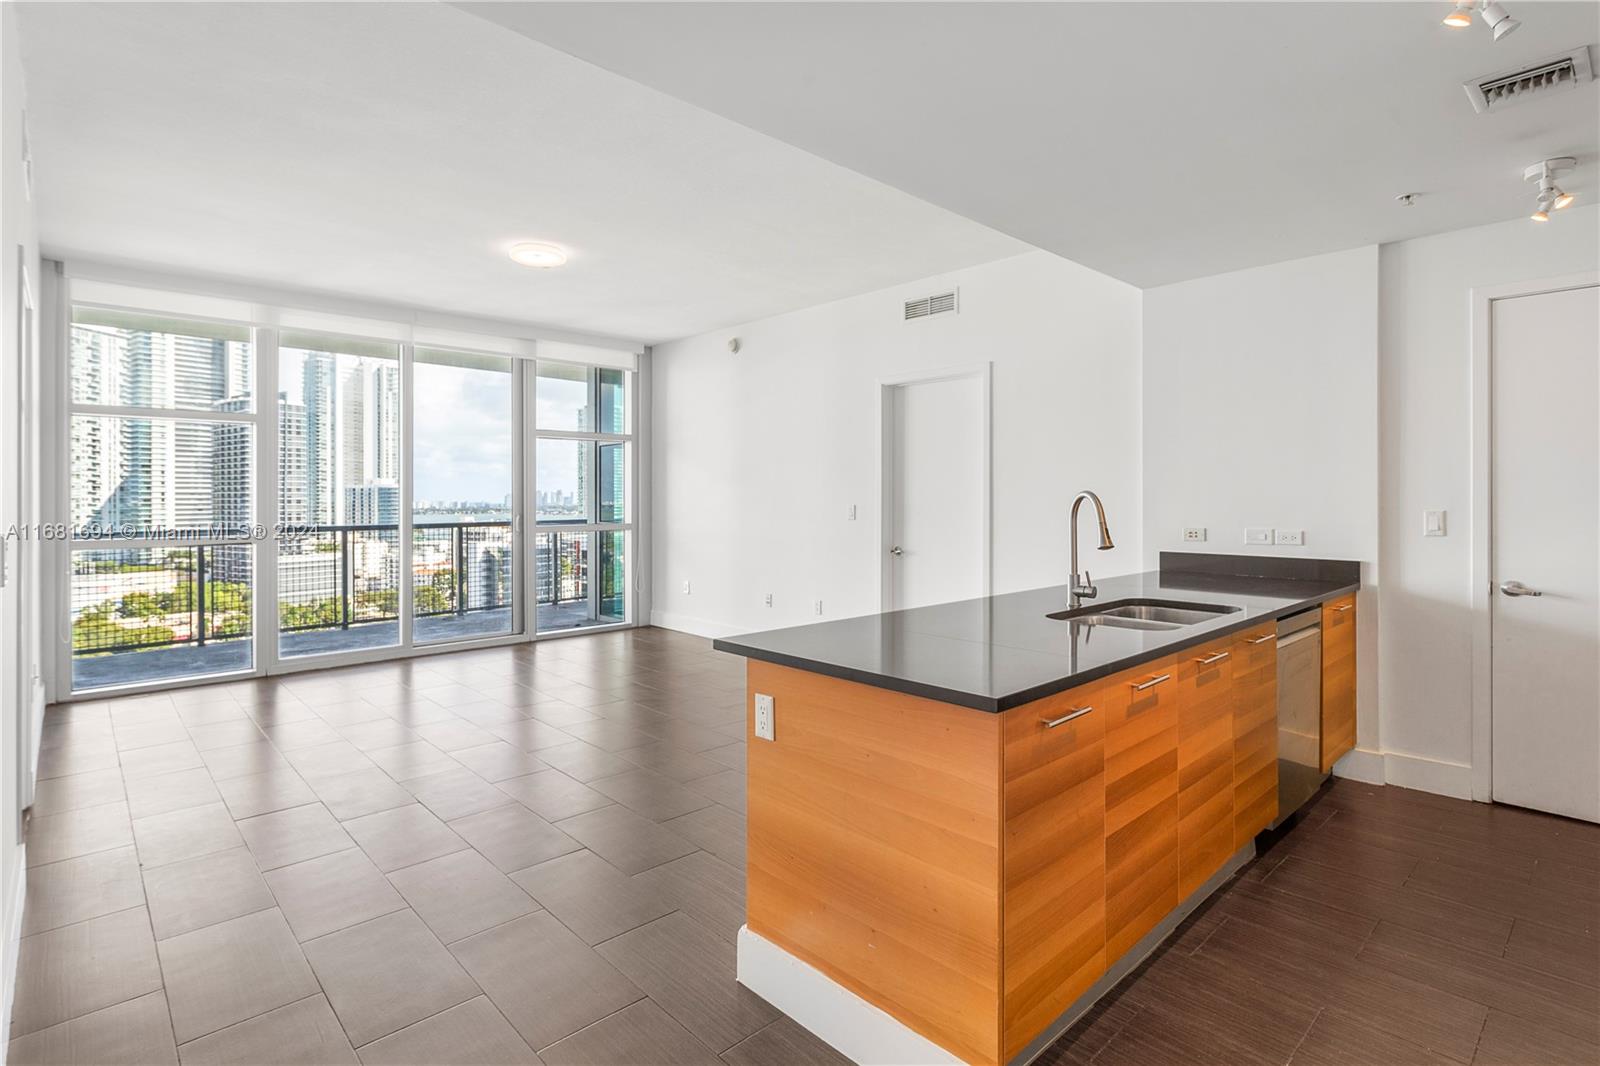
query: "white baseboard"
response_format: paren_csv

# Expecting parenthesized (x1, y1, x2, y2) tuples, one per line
(648, 609, 741, 640)
(1333, 746, 1474, 801)
(2, 844, 28, 1061)
(1379, 750, 1474, 800)
(736, 926, 960, 1066)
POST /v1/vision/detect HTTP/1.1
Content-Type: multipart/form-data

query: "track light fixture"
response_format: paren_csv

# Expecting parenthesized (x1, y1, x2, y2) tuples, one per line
(1442, 1, 1520, 40)
(1524, 158, 1578, 222)
(1443, 1, 1476, 28)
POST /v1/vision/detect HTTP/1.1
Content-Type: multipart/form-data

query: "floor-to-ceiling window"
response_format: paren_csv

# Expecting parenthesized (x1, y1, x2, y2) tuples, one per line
(412, 348, 517, 645)
(61, 285, 637, 694)
(66, 308, 258, 690)
(535, 363, 631, 631)
(275, 334, 402, 659)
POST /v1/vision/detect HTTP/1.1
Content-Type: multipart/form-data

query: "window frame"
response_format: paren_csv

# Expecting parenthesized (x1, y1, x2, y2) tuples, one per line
(52, 274, 643, 702)
(532, 361, 634, 632)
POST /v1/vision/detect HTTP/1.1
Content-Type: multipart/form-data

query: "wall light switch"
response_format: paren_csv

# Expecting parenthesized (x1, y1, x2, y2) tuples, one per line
(764, 593, 773, 608)
(847, 504, 857, 521)
(682, 580, 691, 595)
(1274, 529, 1305, 546)
(754, 694, 776, 741)
(814, 600, 824, 616)
(1424, 510, 1447, 537)
(1245, 527, 1274, 546)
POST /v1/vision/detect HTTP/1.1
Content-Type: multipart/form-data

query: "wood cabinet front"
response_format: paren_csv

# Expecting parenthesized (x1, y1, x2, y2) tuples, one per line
(1232, 624, 1279, 846)
(1103, 656, 1180, 961)
(1175, 636, 1236, 897)
(1002, 684, 1107, 1061)
(1320, 595, 1357, 772)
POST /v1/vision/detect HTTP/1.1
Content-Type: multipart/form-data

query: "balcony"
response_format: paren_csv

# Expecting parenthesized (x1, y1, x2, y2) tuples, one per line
(70, 521, 617, 691)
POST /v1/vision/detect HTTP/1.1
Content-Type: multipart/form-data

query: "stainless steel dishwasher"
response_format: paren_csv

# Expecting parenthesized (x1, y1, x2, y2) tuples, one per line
(1272, 607, 1325, 826)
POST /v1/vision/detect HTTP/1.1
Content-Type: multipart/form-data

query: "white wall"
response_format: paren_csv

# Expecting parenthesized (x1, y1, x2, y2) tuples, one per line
(0, 0, 42, 1038)
(1378, 208, 1599, 793)
(649, 250, 1143, 637)
(1142, 246, 1382, 761)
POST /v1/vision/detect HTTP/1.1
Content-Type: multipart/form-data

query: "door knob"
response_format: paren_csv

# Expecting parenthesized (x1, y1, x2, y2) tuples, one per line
(1500, 581, 1542, 597)
(889, 546, 904, 557)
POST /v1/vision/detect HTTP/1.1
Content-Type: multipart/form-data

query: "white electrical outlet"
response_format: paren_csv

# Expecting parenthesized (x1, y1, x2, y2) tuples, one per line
(754, 693, 775, 741)
(764, 593, 773, 608)
(1183, 527, 1207, 542)
(1245, 527, 1274, 546)
(1274, 529, 1305, 546)
(682, 580, 691, 595)
(814, 600, 823, 616)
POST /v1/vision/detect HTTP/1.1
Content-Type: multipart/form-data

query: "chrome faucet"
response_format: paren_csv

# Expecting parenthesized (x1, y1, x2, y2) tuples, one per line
(1069, 490, 1115, 603)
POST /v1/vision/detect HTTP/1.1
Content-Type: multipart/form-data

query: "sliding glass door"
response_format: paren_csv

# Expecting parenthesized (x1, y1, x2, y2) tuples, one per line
(276, 334, 402, 659)
(534, 364, 631, 632)
(412, 348, 517, 645)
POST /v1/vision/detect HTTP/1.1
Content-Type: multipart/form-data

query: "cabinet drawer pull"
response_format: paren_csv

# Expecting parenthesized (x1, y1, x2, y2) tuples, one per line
(1333, 603, 1353, 612)
(1195, 650, 1231, 666)
(1042, 706, 1093, 729)
(1247, 633, 1275, 645)
(1130, 673, 1171, 692)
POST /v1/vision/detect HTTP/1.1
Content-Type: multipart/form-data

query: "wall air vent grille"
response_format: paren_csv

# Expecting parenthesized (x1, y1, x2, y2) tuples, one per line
(904, 289, 958, 320)
(1465, 47, 1593, 113)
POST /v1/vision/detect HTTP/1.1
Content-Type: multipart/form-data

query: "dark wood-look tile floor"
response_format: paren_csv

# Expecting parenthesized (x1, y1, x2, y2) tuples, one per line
(13, 628, 1598, 1066)
(1043, 778, 1600, 1066)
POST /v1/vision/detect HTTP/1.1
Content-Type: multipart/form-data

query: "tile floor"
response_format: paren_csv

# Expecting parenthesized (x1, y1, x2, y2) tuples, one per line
(14, 627, 841, 1066)
(13, 626, 1600, 1065)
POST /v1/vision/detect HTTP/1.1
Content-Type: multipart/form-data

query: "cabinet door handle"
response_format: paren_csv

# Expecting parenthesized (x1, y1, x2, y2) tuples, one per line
(1130, 673, 1171, 691)
(1333, 603, 1352, 612)
(1247, 633, 1275, 645)
(1195, 650, 1231, 666)
(1042, 706, 1093, 729)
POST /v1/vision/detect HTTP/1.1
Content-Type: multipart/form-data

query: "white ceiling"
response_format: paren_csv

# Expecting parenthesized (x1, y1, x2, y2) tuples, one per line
(14, 2, 1026, 344)
(460, 0, 1600, 288)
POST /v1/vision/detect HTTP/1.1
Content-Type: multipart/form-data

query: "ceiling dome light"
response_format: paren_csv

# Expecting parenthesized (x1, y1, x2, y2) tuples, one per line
(1480, 1, 1520, 40)
(508, 242, 568, 268)
(1443, 1, 1477, 27)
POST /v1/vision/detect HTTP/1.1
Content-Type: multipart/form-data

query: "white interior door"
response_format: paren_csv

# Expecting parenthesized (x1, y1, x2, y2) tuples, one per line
(884, 370, 987, 611)
(1490, 283, 1599, 822)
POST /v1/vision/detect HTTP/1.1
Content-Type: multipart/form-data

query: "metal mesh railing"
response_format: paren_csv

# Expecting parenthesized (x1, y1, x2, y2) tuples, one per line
(71, 546, 253, 656)
(277, 525, 402, 632)
(536, 531, 589, 606)
(412, 522, 514, 619)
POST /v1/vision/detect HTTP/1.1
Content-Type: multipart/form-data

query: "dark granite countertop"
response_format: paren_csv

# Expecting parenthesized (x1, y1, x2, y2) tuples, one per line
(712, 556, 1360, 712)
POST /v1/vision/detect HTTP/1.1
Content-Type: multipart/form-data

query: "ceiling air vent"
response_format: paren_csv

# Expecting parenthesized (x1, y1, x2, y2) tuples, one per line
(1465, 46, 1593, 114)
(904, 289, 958, 320)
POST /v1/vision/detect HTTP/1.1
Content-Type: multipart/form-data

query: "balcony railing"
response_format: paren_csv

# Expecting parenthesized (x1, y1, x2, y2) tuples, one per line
(71, 520, 527, 657)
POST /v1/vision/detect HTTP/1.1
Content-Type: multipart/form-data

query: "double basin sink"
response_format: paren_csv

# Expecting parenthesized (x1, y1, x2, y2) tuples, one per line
(1046, 598, 1241, 632)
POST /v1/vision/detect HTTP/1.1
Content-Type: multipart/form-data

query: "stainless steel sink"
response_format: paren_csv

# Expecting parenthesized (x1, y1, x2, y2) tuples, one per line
(1047, 598, 1241, 631)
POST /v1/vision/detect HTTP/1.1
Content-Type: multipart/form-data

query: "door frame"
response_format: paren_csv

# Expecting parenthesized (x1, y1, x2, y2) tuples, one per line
(877, 363, 992, 613)
(1468, 270, 1599, 802)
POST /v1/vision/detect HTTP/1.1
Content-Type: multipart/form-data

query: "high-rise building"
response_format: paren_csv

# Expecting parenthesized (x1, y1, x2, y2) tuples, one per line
(68, 321, 251, 533)
(345, 481, 399, 526)
(302, 354, 337, 524)
(212, 397, 254, 534)
(279, 396, 308, 525)
(373, 362, 400, 482)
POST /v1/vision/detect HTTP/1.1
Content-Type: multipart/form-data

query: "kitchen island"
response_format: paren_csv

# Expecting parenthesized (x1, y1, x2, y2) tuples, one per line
(713, 553, 1360, 1066)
